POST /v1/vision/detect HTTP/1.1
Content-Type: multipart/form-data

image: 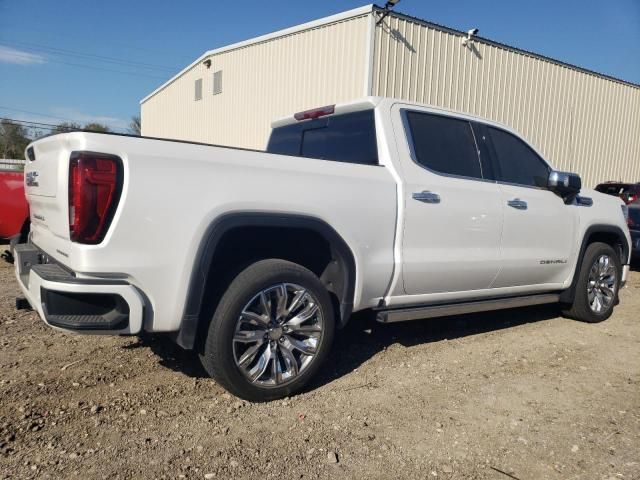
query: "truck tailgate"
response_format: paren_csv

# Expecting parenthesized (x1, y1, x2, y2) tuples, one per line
(24, 134, 73, 242)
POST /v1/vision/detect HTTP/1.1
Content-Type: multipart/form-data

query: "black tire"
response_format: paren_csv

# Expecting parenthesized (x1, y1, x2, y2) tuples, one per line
(199, 259, 335, 402)
(562, 242, 621, 323)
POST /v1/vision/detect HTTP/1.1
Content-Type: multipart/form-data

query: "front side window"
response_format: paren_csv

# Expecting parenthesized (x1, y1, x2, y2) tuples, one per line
(487, 127, 549, 188)
(405, 111, 482, 179)
(267, 110, 378, 165)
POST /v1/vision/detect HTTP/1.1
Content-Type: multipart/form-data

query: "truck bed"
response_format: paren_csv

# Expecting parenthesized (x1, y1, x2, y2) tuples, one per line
(22, 131, 398, 333)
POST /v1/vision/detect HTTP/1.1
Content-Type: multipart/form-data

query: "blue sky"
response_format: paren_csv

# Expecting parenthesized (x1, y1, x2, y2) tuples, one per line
(1, 0, 638, 134)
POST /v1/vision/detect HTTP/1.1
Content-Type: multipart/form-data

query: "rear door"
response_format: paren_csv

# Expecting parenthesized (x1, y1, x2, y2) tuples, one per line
(478, 124, 577, 287)
(392, 106, 503, 297)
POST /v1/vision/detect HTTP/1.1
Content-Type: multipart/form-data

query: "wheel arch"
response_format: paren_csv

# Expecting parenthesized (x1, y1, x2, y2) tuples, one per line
(175, 212, 357, 350)
(559, 224, 630, 304)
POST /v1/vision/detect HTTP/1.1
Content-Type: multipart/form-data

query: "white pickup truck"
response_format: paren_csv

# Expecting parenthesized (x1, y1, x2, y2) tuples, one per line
(15, 97, 631, 401)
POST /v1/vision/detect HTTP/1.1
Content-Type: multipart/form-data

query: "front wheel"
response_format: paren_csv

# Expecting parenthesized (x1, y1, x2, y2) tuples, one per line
(562, 242, 621, 323)
(199, 259, 335, 401)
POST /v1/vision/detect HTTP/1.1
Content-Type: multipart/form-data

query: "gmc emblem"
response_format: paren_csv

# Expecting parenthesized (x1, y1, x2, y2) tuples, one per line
(26, 171, 39, 187)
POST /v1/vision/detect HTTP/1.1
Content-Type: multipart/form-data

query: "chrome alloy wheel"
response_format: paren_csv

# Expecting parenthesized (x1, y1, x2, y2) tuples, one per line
(232, 283, 323, 387)
(587, 254, 617, 314)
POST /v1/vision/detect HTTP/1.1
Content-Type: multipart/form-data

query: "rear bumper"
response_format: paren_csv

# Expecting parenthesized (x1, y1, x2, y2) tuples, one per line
(13, 243, 144, 335)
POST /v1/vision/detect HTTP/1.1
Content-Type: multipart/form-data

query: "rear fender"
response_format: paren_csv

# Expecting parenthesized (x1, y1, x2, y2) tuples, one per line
(175, 213, 356, 350)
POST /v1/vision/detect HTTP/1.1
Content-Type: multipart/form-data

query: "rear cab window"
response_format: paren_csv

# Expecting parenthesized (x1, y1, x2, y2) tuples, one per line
(267, 110, 378, 165)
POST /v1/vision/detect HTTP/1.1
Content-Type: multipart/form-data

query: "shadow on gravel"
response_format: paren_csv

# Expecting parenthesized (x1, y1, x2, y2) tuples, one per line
(309, 304, 562, 391)
(137, 303, 561, 391)
(127, 334, 210, 379)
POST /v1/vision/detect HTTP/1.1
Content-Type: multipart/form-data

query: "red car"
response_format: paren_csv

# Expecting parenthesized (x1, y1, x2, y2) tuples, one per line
(1, 162, 29, 259)
(595, 181, 640, 205)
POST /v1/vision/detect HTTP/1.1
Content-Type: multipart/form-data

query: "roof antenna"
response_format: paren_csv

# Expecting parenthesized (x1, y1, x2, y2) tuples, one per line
(376, 0, 401, 25)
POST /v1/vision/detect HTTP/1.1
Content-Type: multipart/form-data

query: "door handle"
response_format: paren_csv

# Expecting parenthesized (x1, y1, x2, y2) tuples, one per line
(507, 198, 528, 210)
(412, 191, 441, 204)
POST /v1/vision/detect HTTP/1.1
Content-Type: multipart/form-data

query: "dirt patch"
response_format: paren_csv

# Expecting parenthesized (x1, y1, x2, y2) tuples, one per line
(1, 250, 639, 479)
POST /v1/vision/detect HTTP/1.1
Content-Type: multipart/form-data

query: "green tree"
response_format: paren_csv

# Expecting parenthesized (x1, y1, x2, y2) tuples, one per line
(0, 120, 31, 159)
(128, 115, 141, 136)
(83, 122, 111, 133)
(54, 122, 82, 133)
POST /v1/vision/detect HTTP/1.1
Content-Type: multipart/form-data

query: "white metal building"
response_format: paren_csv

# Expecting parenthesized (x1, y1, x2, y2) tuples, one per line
(140, 4, 640, 187)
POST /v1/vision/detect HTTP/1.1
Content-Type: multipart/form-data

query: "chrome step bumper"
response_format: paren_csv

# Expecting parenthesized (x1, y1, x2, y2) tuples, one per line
(13, 243, 144, 335)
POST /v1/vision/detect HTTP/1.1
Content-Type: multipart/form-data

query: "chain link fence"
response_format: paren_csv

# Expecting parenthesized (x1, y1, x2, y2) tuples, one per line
(0, 159, 26, 171)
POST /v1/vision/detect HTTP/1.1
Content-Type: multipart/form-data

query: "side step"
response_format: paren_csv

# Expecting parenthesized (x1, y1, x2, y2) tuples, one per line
(376, 293, 560, 323)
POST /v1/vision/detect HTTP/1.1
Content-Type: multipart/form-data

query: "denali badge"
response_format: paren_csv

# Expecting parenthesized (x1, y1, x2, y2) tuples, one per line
(540, 259, 568, 265)
(26, 171, 39, 187)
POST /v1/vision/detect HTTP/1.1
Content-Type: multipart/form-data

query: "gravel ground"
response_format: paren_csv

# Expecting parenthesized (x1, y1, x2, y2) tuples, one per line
(1, 245, 639, 480)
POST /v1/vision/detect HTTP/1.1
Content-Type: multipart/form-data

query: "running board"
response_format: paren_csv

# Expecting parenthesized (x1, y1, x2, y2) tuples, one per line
(376, 293, 560, 323)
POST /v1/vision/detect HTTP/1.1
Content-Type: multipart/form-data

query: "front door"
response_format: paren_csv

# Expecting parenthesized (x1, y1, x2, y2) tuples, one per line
(392, 106, 503, 297)
(478, 124, 577, 288)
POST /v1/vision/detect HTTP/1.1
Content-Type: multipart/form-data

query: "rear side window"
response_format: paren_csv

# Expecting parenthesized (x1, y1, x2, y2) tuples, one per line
(405, 111, 482, 179)
(267, 110, 378, 165)
(487, 127, 549, 188)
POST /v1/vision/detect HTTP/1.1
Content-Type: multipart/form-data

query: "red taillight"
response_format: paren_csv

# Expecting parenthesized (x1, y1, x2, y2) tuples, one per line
(294, 105, 335, 121)
(68, 152, 122, 244)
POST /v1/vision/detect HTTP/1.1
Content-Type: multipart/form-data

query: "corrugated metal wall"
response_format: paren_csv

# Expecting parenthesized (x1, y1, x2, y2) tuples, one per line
(373, 14, 640, 187)
(142, 14, 369, 150)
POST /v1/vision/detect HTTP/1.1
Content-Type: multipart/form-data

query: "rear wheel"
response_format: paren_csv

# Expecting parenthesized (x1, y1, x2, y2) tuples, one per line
(562, 242, 620, 323)
(199, 259, 335, 401)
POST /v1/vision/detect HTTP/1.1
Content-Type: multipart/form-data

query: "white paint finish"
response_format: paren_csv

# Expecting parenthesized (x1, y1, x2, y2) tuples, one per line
(21, 98, 632, 335)
(375, 97, 630, 306)
(492, 184, 577, 288)
(389, 102, 503, 295)
(25, 136, 77, 238)
(24, 137, 62, 198)
(25, 129, 397, 332)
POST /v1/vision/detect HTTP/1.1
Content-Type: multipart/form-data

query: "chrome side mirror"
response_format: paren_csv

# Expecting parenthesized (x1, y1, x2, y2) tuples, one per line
(548, 170, 581, 202)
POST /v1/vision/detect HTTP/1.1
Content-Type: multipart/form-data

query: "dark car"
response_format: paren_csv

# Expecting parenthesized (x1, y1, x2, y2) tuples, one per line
(628, 203, 640, 260)
(595, 181, 640, 205)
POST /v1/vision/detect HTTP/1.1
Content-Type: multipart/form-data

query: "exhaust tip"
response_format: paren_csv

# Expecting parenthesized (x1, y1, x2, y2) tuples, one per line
(16, 297, 32, 311)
